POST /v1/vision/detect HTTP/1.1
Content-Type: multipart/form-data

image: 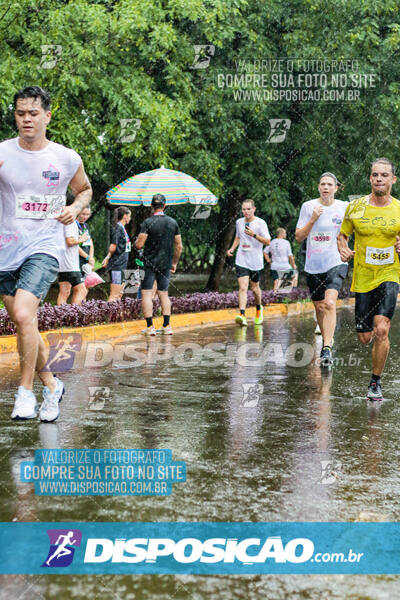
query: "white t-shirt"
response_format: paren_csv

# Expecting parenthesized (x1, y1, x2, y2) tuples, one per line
(58, 222, 80, 272)
(0, 137, 82, 270)
(265, 238, 293, 271)
(296, 199, 348, 274)
(235, 216, 270, 271)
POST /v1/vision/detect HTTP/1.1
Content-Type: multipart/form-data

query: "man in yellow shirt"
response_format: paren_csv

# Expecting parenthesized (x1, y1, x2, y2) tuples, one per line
(337, 157, 400, 401)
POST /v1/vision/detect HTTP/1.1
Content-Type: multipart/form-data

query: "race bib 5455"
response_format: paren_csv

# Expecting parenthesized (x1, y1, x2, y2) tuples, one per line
(365, 245, 394, 266)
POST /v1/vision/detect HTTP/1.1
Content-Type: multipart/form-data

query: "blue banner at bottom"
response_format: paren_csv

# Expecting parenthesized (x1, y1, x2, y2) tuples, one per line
(1, 522, 399, 574)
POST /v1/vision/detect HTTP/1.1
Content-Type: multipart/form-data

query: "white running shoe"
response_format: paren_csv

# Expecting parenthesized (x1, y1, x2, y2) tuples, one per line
(11, 386, 38, 420)
(142, 326, 156, 336)
(315, 323, 321, 334)
(39, 377, 64, 423)
(157, 325, 173, 335)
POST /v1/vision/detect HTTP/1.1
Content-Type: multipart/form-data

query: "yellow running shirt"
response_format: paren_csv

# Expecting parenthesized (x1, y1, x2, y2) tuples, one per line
(340, 195, 400, 292)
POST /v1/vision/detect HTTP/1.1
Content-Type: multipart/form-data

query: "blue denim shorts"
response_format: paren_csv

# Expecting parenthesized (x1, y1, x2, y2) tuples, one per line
(111, 270, 126, 285)
(0, 253, 59, 300)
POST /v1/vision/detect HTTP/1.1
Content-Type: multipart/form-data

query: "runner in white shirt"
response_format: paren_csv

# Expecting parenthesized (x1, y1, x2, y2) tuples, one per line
(264, 227, 298, 290)
(0, 86, 92, 422)
(57, 216, 87, 305)
(227, 199, 270, 326)
(295, 172, 348, 367)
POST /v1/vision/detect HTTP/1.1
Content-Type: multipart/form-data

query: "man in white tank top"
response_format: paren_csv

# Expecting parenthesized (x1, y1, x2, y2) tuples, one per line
(0, 86, 92, 422)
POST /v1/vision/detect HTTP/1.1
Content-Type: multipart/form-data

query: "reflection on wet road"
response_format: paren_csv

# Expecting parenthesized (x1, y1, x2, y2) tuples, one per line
(1, 306, 400, 598)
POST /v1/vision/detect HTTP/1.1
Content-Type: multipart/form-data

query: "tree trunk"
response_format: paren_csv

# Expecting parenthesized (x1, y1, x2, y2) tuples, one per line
(205, 190, 243, 291)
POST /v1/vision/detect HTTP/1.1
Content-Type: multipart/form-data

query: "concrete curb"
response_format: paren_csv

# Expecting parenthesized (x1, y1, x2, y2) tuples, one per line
(0, 297, 356, 355)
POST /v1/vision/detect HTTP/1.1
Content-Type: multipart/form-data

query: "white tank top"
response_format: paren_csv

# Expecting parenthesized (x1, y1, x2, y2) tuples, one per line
(0, 137, 82, 270)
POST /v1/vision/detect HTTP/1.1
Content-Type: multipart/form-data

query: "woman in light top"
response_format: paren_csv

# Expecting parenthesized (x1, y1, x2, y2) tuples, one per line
(295, 172, 348, 367)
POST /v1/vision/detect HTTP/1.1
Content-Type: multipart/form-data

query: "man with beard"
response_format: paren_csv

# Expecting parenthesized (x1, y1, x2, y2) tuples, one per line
(338, 158, 400, 401)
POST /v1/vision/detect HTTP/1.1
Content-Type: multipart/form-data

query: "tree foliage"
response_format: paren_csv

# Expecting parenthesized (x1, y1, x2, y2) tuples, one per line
(1, 0, 400, 287)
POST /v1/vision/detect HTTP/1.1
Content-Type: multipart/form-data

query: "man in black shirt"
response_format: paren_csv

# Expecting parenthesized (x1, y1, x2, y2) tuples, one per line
(135, 194, 183, 335)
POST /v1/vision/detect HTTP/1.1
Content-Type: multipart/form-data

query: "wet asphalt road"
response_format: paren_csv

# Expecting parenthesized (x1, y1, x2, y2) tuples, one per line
(1, 306, 400, 599)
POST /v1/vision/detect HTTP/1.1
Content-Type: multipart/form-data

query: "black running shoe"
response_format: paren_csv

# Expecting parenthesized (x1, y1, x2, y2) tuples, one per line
(367, 381, 383, 401)
(320, 346, 333, 368)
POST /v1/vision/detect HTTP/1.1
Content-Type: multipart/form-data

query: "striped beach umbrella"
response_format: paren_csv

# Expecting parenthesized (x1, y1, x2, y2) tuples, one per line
(106, 166, 218, 207)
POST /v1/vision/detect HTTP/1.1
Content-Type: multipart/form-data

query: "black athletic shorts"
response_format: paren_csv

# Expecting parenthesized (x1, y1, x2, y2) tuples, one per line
(141, 266, 171, 291)
(59, 271, 85, 287)
(306, 263, 348, 302)
(355, 281, 399, 333)
(235, 265, 261, 283)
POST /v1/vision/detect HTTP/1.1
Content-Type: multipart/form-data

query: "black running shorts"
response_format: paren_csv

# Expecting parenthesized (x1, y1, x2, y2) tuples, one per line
(306, 264, 348, 302)
(141, 266, 171, 291)
(58, 271, 85, 287)
(355, 281, 399, 333)
(235, 265, 261, 283)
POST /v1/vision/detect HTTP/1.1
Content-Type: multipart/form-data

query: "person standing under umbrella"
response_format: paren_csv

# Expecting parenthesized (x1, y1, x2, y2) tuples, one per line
(102, 207, 131, 301)
(135, 194, 183, 335)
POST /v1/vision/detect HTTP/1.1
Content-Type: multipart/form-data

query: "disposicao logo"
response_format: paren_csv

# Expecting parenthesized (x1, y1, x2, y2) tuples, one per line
(83, 536, 314, 564)
(41, 529, 82, 568)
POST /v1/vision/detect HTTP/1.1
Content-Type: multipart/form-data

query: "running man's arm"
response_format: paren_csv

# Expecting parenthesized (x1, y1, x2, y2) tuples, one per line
(135, 233, 148, 250)
(245, 226, 270, 245)
(337, 232, 355, 262)
(59, 164, 92, 225)
(289, 255, 297, 269)
(227, 236, 240, 256)
(65, 236, 80, 247)
(337, 204, 355, 261)
(295, 205, 323, 242)
(171, 234, 183, 273)
(264, 251, 271, 263)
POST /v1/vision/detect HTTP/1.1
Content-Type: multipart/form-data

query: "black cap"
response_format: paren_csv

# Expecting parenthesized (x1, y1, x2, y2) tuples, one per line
(151, 193, 166, 207)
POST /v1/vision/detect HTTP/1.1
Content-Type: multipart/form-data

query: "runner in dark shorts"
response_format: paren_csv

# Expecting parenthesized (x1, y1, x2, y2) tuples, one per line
(264, 227, 298, 291)
(227, 199, 270, 327)
(338, 157, 400, 400)
(296, 172, 348, 367)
